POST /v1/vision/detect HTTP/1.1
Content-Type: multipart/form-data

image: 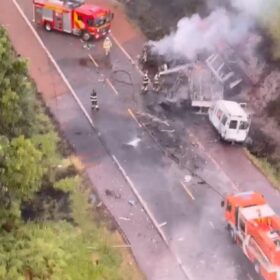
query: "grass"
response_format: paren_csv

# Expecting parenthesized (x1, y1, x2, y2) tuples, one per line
(245, 150, 280, 190)
(57, 176, 145, 280)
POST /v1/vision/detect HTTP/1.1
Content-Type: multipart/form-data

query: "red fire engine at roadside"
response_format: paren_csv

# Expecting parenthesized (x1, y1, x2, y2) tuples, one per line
(33, 0, 114, 41)
(221, 192, 280, 280)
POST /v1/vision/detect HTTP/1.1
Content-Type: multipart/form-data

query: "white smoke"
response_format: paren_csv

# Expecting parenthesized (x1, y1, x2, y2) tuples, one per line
(231, 0, 275, 17)
(151, 9, 253, 60)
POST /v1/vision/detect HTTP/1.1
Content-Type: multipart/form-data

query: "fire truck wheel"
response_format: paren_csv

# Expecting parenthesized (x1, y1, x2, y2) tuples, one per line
(229, 228, 236, 243)
(44, 22, 52, 32)
(82, 32, 91, 41)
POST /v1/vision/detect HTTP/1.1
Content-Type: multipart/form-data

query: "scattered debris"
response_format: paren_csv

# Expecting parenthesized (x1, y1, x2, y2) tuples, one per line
(96, 201, 103, 208)
(105, 189, 121, 199)
(126, 137, 141, 148)
(184, 175, 192, 183)
(119, 216, 130, 221)
(137, 112, 170, 127)
(158, 221, 167, 228)
(128, 199, 136, 206)
(89, 193, 97, 205)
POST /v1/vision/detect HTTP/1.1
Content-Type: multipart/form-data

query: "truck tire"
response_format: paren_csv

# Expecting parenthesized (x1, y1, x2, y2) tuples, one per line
(44, 22, 52, 32)
(82, 31, 91, 41)
(229, 227, 236, 243)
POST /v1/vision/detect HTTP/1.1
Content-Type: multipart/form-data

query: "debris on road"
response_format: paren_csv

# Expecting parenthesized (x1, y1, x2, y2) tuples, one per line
(96, 201, 103, 208)
(158, 222, 167, 228)
(119, 216, 130, 221)
(105, 189, 121, 199)
(184, 175, 192, 183)
(126, 137, 141, 148)
(128, 199, 136, 206)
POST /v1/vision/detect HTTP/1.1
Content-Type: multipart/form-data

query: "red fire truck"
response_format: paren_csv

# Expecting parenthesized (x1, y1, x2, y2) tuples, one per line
(33, 0, 114, 41)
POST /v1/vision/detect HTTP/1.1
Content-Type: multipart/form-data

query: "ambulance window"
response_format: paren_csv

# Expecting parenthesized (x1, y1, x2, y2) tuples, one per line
(229, 120, 238, 129)
(239, 121, 249, 130)
(216, 109, 222, 120)
(221, 115, 227, 126)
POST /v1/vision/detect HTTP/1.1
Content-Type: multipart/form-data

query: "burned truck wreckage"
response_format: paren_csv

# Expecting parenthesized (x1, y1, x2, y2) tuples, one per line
(139, 39, 259, 113)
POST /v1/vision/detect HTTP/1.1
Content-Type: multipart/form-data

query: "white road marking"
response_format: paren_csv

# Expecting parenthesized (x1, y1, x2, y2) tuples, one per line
(180, 181, 195, 200)
(106, 78, 119, 95)
(14, 2, 191, 277)
(111, 33, 143, 75)
(112, 155, 167, 241)
(12, 0, 96, 131)
(188, 131, 241, 192)
(209, 221, 215, 229)
(158, 221, 167, 228)
(112, 155, 194, 280)
(247, 273, 254, 280)
(127, 108, 142, 128)
(88, 54, 99, 67)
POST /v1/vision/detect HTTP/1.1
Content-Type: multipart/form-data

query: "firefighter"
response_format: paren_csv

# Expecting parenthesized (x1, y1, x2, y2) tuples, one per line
(141, 72, 149, 94)
(142, 46, 148, 64)
(90, 89, 99, 111)
(103, 36, 112, 56)
(153, 73, 160, 93)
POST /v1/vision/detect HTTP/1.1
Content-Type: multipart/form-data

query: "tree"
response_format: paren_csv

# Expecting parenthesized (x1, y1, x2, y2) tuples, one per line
(0, 135, 43, 200)
(0, 28, 35, 138)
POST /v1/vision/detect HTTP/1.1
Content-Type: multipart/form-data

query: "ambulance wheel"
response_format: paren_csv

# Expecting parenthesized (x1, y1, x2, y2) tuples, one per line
(82, 32, 91, 41)
(44, 22, 52, 32)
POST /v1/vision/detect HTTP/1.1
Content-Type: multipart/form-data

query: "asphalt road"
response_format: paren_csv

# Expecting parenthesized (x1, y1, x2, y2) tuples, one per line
(15, 1, 269, 279)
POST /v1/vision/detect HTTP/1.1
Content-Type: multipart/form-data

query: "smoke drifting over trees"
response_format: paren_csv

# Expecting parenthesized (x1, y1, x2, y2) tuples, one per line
(151, 0, 277, 60)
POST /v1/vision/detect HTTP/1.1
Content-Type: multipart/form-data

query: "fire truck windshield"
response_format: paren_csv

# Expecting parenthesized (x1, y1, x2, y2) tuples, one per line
(94, 17, 107, 27)
(93, 14, 113, 27)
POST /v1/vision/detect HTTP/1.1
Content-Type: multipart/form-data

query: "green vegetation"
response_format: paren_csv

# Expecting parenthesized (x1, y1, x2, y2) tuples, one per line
(246, 151, 280, 190)
(0, 27, 143, 280)
(262, 2, 280, 60)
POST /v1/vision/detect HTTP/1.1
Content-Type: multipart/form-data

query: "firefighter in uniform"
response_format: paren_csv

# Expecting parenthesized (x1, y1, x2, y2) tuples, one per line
(141, 72, 149, 94)
(90, 89, 99, 111)
(153, 73, 160, 93)
(103, 36, 112, 56)
(142, 46, 148, 64)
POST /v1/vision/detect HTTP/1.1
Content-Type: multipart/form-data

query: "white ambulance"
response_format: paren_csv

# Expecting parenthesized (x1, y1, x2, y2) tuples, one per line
(208, 100, 250, 143)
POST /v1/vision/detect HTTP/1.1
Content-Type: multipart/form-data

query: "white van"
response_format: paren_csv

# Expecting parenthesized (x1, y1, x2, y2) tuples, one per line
(208, 100, 250, 143)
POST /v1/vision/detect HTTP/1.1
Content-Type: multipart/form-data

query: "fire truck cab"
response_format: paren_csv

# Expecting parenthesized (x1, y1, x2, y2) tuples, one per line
(33, 0, 114, 41)
(221, 192, 280, 280)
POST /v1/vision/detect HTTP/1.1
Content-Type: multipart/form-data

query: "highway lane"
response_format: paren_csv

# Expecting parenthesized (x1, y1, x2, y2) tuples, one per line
(189, 119, 280, 213)
(16, 1, 262, 279)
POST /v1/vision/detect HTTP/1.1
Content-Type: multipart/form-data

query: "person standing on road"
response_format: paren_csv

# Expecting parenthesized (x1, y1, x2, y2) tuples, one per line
(103, 36, 112, 56)
(90, 89, 99, 111)
(141, 72, 149, 94)
(153, 73, 160, 93)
